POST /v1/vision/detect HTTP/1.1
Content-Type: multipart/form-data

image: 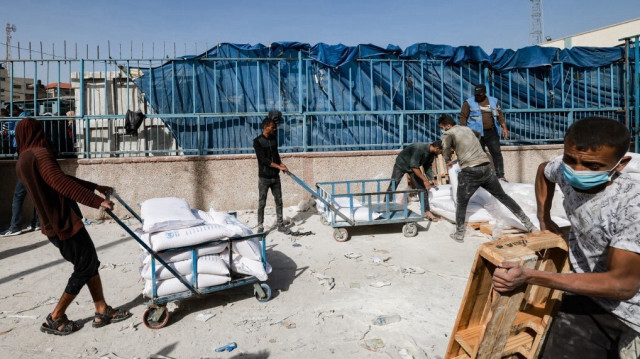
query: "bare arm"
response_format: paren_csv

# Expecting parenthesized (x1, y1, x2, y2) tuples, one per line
(411, 167, 430, 190)
(460, 102, 470, 126)
(442, 133, 453, 163)
(534, 161, 561, 233)
(493, 247, 640, 301)
(497, 104, 508, 139)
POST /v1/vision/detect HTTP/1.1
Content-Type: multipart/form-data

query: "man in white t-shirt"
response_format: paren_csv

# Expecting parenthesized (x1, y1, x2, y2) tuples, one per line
(492, 117, 640, 358)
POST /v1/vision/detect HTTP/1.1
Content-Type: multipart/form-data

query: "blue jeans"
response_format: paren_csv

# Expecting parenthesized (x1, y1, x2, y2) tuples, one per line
(9, 179, 39, 232)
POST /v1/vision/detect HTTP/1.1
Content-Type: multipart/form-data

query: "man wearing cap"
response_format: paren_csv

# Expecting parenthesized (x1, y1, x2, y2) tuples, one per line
(460, 84, 509, 181)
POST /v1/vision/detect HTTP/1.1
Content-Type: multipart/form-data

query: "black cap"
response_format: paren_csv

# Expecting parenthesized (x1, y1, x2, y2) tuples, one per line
(474, 84, 487, 95)
(268, 110, 282, 123)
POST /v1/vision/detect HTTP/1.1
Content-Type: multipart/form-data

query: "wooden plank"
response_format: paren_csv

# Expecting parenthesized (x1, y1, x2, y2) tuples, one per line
(445, 252, 493, 358)
(475, 254, 538, 359)
(479, 232, 566, 266)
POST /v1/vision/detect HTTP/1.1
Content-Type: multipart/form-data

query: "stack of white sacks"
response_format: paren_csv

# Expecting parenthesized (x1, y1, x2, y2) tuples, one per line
(429, 152, 640, 233)
(315, 197, 382, 222)
(428, 163, 569, 233)
(135, 197, 271, 298)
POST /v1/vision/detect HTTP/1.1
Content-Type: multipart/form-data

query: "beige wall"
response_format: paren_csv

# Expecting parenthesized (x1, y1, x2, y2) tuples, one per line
(0, 145, 563, 223)
(540, 18, 640, 49)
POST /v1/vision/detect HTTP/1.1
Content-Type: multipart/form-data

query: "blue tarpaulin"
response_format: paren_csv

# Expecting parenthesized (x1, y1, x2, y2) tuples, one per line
(132, 42, 629, 153)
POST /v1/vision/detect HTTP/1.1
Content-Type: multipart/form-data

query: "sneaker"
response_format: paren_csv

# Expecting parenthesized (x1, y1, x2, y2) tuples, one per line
(524, 222, 538, 233)
(34, 226, 40, 231)
(1, 229, 23, 237)
(450, 232, 464, 243)
(498, 177, 508, 182)
(277, 226, 291, 234)
(256, 225, 264, 233)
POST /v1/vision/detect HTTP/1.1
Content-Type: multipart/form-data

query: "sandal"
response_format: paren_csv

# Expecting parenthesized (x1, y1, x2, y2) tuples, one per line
(92, 305, 132, 328)
(40, 314, 80, 336)
(425, 214, 441, 222)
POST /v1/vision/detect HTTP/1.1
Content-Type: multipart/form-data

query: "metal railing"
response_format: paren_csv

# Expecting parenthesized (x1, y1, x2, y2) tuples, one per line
(0, 40, 637, 159)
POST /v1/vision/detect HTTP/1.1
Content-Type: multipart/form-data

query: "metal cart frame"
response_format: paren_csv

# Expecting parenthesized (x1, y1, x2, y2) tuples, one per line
(106, 192, 271, 329)
(287, 172, 428, 241)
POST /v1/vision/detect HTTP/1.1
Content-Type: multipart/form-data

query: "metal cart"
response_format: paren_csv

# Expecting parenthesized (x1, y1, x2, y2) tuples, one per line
(287, 172, 428, 242)
(106, 192, 272, 329)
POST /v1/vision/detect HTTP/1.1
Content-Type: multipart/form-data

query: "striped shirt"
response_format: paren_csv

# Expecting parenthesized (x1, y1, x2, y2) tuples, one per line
(16, 147, 103, 240)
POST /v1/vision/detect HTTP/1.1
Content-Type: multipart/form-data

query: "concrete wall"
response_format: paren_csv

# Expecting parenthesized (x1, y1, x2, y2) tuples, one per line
(0, 145, 563, 224)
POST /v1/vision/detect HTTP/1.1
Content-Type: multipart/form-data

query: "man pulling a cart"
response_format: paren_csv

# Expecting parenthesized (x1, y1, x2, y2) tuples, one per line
(14, 117, 132, 335)
(253, 114, 290, 234)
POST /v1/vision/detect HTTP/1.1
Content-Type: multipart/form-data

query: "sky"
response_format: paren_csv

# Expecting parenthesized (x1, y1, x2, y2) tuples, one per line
(2, 0, 640, 59)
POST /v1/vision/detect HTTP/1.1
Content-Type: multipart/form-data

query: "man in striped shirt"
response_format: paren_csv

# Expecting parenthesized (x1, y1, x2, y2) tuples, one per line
(15, 117, 131, 335)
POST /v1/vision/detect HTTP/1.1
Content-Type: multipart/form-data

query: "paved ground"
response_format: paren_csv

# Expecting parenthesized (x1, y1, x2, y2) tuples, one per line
(0, 204, 492, 359)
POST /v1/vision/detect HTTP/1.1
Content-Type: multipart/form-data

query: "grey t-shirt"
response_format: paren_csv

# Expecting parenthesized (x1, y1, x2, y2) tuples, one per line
(441, 125, 489, 168)
(545, 158, 640, 332)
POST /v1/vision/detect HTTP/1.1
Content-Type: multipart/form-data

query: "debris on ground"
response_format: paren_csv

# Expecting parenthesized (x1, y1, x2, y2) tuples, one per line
(310, 270, 335, 290)
(344, 252, 362, 259)
(369, 280, 391, 288)
(372, 314, 401, 326)
(362, 338, 385, 352)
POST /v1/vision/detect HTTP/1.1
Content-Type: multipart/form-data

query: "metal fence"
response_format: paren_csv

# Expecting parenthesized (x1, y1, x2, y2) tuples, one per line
(0, 39, 638, 159)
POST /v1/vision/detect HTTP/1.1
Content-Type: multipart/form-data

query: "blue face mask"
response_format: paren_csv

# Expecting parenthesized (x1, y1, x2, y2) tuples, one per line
(561, 159, 621, 190)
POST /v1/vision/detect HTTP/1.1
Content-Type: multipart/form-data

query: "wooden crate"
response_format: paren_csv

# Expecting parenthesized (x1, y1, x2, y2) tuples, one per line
(445, 231, 570, 359)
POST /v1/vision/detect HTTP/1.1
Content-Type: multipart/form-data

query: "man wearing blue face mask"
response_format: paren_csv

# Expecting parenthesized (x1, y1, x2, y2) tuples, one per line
(492, 117, 640, 358)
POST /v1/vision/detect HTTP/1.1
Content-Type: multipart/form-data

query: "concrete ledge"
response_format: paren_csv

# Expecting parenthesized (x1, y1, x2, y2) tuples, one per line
(0, 145, 564, 222)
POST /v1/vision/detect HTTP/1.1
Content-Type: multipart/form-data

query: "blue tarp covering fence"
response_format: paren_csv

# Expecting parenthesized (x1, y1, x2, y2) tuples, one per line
(132, 42, 633, 154)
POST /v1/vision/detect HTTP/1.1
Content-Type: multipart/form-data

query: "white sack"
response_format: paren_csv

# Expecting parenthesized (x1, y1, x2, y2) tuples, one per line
(430, 197, 493, 222)
(449, 163, 462, 204)
(206, 209, 253, 236)
(140, 197, 203, 233)
(142, 223, 235, 251)
(143, 274, 230, 298)
(141, 243, 228, 265)
(141, 254, 229, 280)
(429, 184, 452, 200)
(316, 197, 382, 223)
(231, 238, 263, 261)
(220, 250, 271, 281)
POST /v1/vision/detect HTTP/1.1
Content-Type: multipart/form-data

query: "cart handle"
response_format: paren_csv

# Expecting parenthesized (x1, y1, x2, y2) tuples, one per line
(286, 171, 355, 226)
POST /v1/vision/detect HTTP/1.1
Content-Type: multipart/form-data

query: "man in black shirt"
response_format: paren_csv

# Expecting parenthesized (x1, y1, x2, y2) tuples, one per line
(385, 140, 443, 221)
(253, 117, 288, 233)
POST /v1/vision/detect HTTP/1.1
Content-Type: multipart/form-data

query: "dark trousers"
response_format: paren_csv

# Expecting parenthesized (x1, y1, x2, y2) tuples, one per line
(541, 295, 639, 359)
(10, 179, 39, 232)
(386, 164, 430, 211)
(257, 176, 283, 226)
(48, 227, 100, 296)
(455, 163, 529, 234)
(480, 128, 505, 178)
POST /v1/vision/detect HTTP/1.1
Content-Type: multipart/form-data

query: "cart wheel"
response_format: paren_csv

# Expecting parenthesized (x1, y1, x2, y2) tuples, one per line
(254, 283, 272, 302)
(320, 216, 329, 226)
(142, 305, 170, 329)
(403, 223, 418, 237)
(333, 228, 350, 242)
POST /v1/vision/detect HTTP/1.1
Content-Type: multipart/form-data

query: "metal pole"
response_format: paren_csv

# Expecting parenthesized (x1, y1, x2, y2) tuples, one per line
(298, 51, 303, 113)
(634, 36, 639, 153)
(624, 40, 630, 128)
(33, 61, 37, 114)
(80, 59, 89, 157)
